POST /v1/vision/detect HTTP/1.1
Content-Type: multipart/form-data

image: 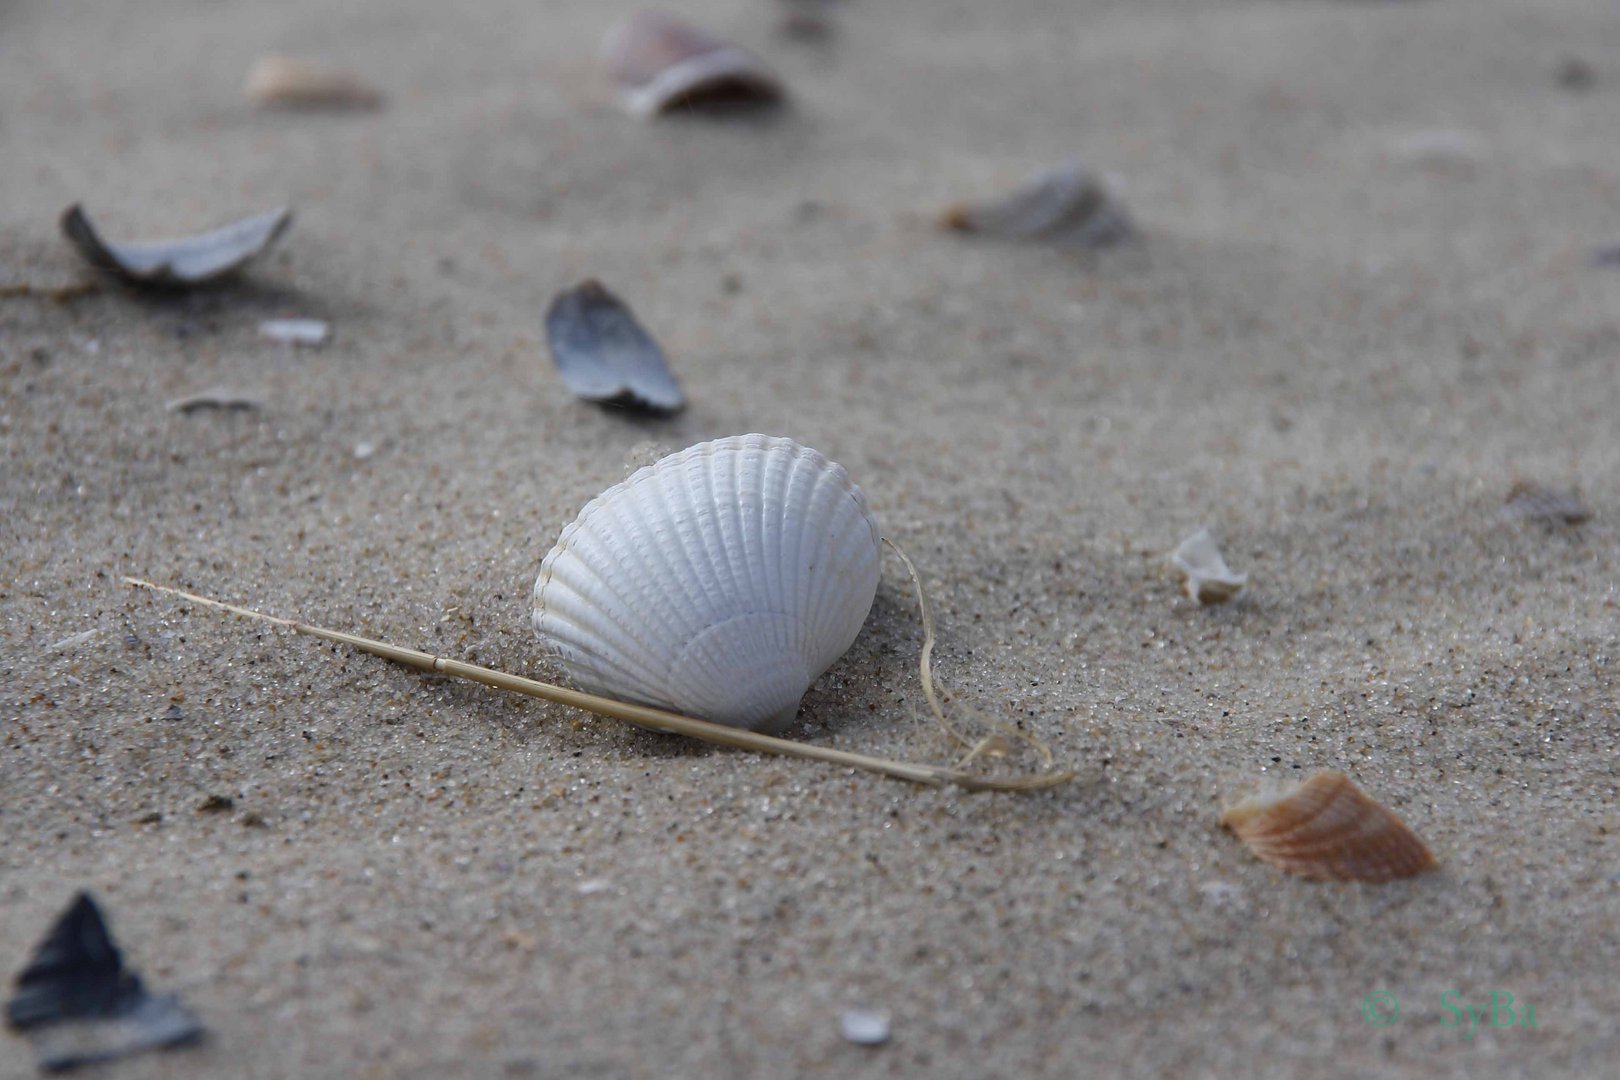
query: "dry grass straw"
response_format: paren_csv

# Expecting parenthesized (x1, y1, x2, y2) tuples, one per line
(882, 540, 1064, 778)
(124, 571, 1071, 793)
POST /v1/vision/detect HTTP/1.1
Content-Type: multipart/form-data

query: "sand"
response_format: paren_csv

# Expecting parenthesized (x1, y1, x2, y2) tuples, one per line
(3, 0, 1617, 1075)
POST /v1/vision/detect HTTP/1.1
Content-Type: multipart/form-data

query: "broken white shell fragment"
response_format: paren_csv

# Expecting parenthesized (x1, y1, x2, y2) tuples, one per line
(941, 161, 1132, 249)
(544, 280, 683, 414)
(258, 318, 330, 347)
(602, 11, 784, 119)
(244, 57, 383, 110)
(60, 205, 292, 288)
(839, 1009, 891, 1047)
(532, 435, 881, 732)
(1169, 528, 1247, 605)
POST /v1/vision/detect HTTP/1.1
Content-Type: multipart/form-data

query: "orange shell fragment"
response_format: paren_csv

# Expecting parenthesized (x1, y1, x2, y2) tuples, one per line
(1220, 770, 1436, 883)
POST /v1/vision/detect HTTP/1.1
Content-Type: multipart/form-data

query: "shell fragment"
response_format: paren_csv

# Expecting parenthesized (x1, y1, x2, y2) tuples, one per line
(839, 1009, 891, 1047)
(165, 389, 264, 414)
(544, 280, 684, 415)
(941, 161, 1132, 249)
(1168, 528, 1246, 605)
(259, 318, 330, 347)
(1503, 481, 1590, 525)
(602, 11, 784, 119)
(244, 57, 383, 110)
(60, 204, 292, 288)
(1221, 770, 1437, 883)
(6, 892, 204, 1072)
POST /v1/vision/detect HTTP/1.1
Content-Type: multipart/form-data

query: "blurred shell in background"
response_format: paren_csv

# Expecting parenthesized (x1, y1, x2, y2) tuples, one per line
(602, 10, 783, 118)
(244, 56, 383, 109)
(941, 161, 1133, 249)
(60, 204, 292, 288)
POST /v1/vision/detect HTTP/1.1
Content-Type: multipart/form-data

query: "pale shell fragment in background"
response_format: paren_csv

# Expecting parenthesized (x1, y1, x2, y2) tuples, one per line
(602, 10, 783, 118)
(244, 57, 383, 110)
(940, 161, 1133, 249)
(532, 435, 881, 732)
(60, 205, 292, 288)
(1220, 770, 1436, 883)
(1384, 129, 1485, 175)
(1168, 528, 1246, 605)
(165, 388, 265, 414)
(839, 1009, 891, 1047)
(259, 318, 330, 347)
(544, 280, 684, 415)
(1503, 480, 1590, 525)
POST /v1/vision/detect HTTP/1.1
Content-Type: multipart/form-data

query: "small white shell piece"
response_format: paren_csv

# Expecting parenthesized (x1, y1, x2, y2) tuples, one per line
(533, 435, 881, 732)
(1169, 528, 1247, 605)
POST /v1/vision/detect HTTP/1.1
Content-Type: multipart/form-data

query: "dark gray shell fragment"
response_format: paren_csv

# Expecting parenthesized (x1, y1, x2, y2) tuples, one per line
(544, 280, 685, 415)
(60, 204, 292, 287)
(6, 892, 203, 1072)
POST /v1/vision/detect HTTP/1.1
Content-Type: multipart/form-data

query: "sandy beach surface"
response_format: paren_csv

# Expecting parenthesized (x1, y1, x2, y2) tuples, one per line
(3, 0, 1618, 1075)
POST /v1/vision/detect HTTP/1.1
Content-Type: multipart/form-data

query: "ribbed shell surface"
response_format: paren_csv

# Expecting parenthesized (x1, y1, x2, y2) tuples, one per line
(532, 435, 882, 732)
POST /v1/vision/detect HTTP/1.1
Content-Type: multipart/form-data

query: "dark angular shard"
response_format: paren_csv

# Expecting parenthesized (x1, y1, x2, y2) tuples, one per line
(60, 204, 292, 288)
(7, 892, 203, 1072)
(544, 280, 685, 415)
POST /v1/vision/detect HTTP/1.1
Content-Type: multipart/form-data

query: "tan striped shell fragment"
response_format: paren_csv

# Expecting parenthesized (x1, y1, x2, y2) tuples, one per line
(243, 57, 383, 110)
(1220, 771, 1437, 883)
(532, 435, 881, 733)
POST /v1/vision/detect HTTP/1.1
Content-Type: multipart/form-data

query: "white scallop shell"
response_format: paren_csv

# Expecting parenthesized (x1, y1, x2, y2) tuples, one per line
(532, 435, 881, 732)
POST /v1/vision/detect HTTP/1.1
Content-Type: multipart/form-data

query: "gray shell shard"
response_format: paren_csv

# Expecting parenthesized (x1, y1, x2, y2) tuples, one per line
(941, 161, 1132, 249)
(544, 280, 685, 415)
(61, 204, 292, 287)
